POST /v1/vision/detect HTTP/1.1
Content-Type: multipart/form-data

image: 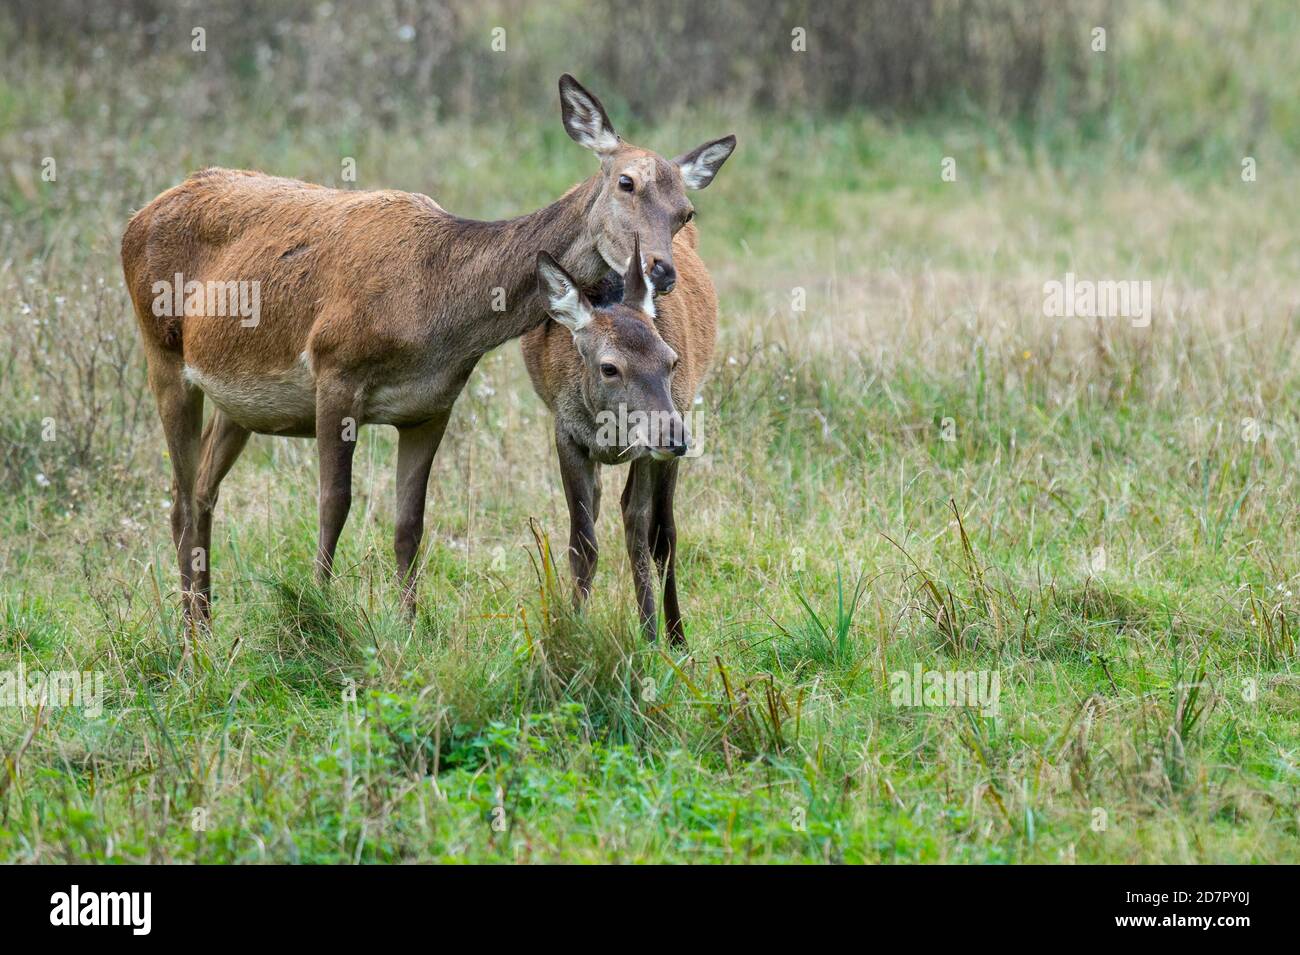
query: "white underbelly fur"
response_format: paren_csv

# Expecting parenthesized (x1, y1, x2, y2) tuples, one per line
(182, 358, 316, 432)
(365, 379, 437, 424)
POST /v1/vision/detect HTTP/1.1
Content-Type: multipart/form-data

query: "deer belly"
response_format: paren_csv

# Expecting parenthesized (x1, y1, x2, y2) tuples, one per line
(364, 363, 475, 427)
(182, 360, 317, 434)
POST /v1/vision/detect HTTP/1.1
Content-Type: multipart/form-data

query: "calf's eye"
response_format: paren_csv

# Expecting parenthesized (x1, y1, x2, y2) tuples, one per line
(600, 363, 619, 379)
(618, 175, 634, 192)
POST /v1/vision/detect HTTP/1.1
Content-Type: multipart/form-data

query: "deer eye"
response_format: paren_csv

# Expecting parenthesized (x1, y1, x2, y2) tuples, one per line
(617, 175, 634, 193)
(600, 362, 620, 379)
(683, 209, 695, 223)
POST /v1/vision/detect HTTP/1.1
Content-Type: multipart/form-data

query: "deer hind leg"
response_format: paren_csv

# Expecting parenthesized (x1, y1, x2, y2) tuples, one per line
(393, 409, 452, 613)
(649, 458, 684, 645)
(557, 431, 599, 606)
(314, 376, 361, 583)
(146, 352, 205, 622)
(620, 457, 660, 640)
(193, 410, 251, 618)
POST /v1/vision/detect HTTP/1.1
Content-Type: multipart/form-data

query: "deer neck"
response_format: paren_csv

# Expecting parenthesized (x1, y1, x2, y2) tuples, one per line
(450, 175, 608, 354)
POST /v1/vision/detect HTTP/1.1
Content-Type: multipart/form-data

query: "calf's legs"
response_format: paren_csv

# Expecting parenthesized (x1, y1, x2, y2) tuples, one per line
(557, 432, 600, 604)
(620, 456, 685, 644)
(649, 459, 683, 643)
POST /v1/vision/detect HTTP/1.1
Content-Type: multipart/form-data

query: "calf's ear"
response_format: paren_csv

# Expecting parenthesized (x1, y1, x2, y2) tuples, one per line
(620, 232, 655, 317)
(537, 252, 595, 333)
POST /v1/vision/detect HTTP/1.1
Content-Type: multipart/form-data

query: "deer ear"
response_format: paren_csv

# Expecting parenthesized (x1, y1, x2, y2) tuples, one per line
(620, 233, 655, 317)
(674, 134, 736, 190)
(558, 74, 620, 155)
(537, 252, 594, 333)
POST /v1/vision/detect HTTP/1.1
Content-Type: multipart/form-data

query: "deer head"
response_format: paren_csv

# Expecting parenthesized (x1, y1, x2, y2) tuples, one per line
(537, 234, 689, 460)
(559, 73, 735, 294)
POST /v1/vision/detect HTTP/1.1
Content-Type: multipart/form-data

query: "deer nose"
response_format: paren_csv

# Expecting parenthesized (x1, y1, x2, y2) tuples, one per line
(667, 416, 691, 456)
(648, 259, 676, 293)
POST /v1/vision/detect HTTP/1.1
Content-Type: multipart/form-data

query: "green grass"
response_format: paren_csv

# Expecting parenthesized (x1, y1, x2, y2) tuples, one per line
(3, 6, 1300, 862)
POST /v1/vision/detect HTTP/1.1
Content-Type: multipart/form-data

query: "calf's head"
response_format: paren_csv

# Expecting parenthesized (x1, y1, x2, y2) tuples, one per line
(559, 73, 734, 293)
(538, 234, 689, 460)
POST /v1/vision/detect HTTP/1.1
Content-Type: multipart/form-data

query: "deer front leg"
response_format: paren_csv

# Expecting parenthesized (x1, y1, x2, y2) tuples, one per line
(557, 430, 600, 605)
(394, 410, 452, 613)
(621, 457, 659, 640)
(649, 458, 684, 645)
(314, 379, 360, 582)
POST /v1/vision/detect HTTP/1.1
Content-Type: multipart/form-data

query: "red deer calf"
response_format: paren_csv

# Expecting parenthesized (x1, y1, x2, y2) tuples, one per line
(120, 75, 735, 621)
(523, 230, 720, 643)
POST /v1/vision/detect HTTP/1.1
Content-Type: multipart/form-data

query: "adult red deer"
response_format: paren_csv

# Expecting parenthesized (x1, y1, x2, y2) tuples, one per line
(121, 75, 735, 621)
(523, 231, 717, 643)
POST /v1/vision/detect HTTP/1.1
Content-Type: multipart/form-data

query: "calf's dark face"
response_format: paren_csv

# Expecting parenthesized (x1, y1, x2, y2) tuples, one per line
(578, 307, 686, 459)
(536, 248, 689, 460)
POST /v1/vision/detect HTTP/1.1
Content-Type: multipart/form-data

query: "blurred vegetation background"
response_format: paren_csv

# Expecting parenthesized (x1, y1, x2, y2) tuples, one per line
(2, 0, 1296, 160)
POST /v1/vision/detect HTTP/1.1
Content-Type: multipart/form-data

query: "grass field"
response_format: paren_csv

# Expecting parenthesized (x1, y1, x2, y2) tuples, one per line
(4, 5, 1300, 863)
